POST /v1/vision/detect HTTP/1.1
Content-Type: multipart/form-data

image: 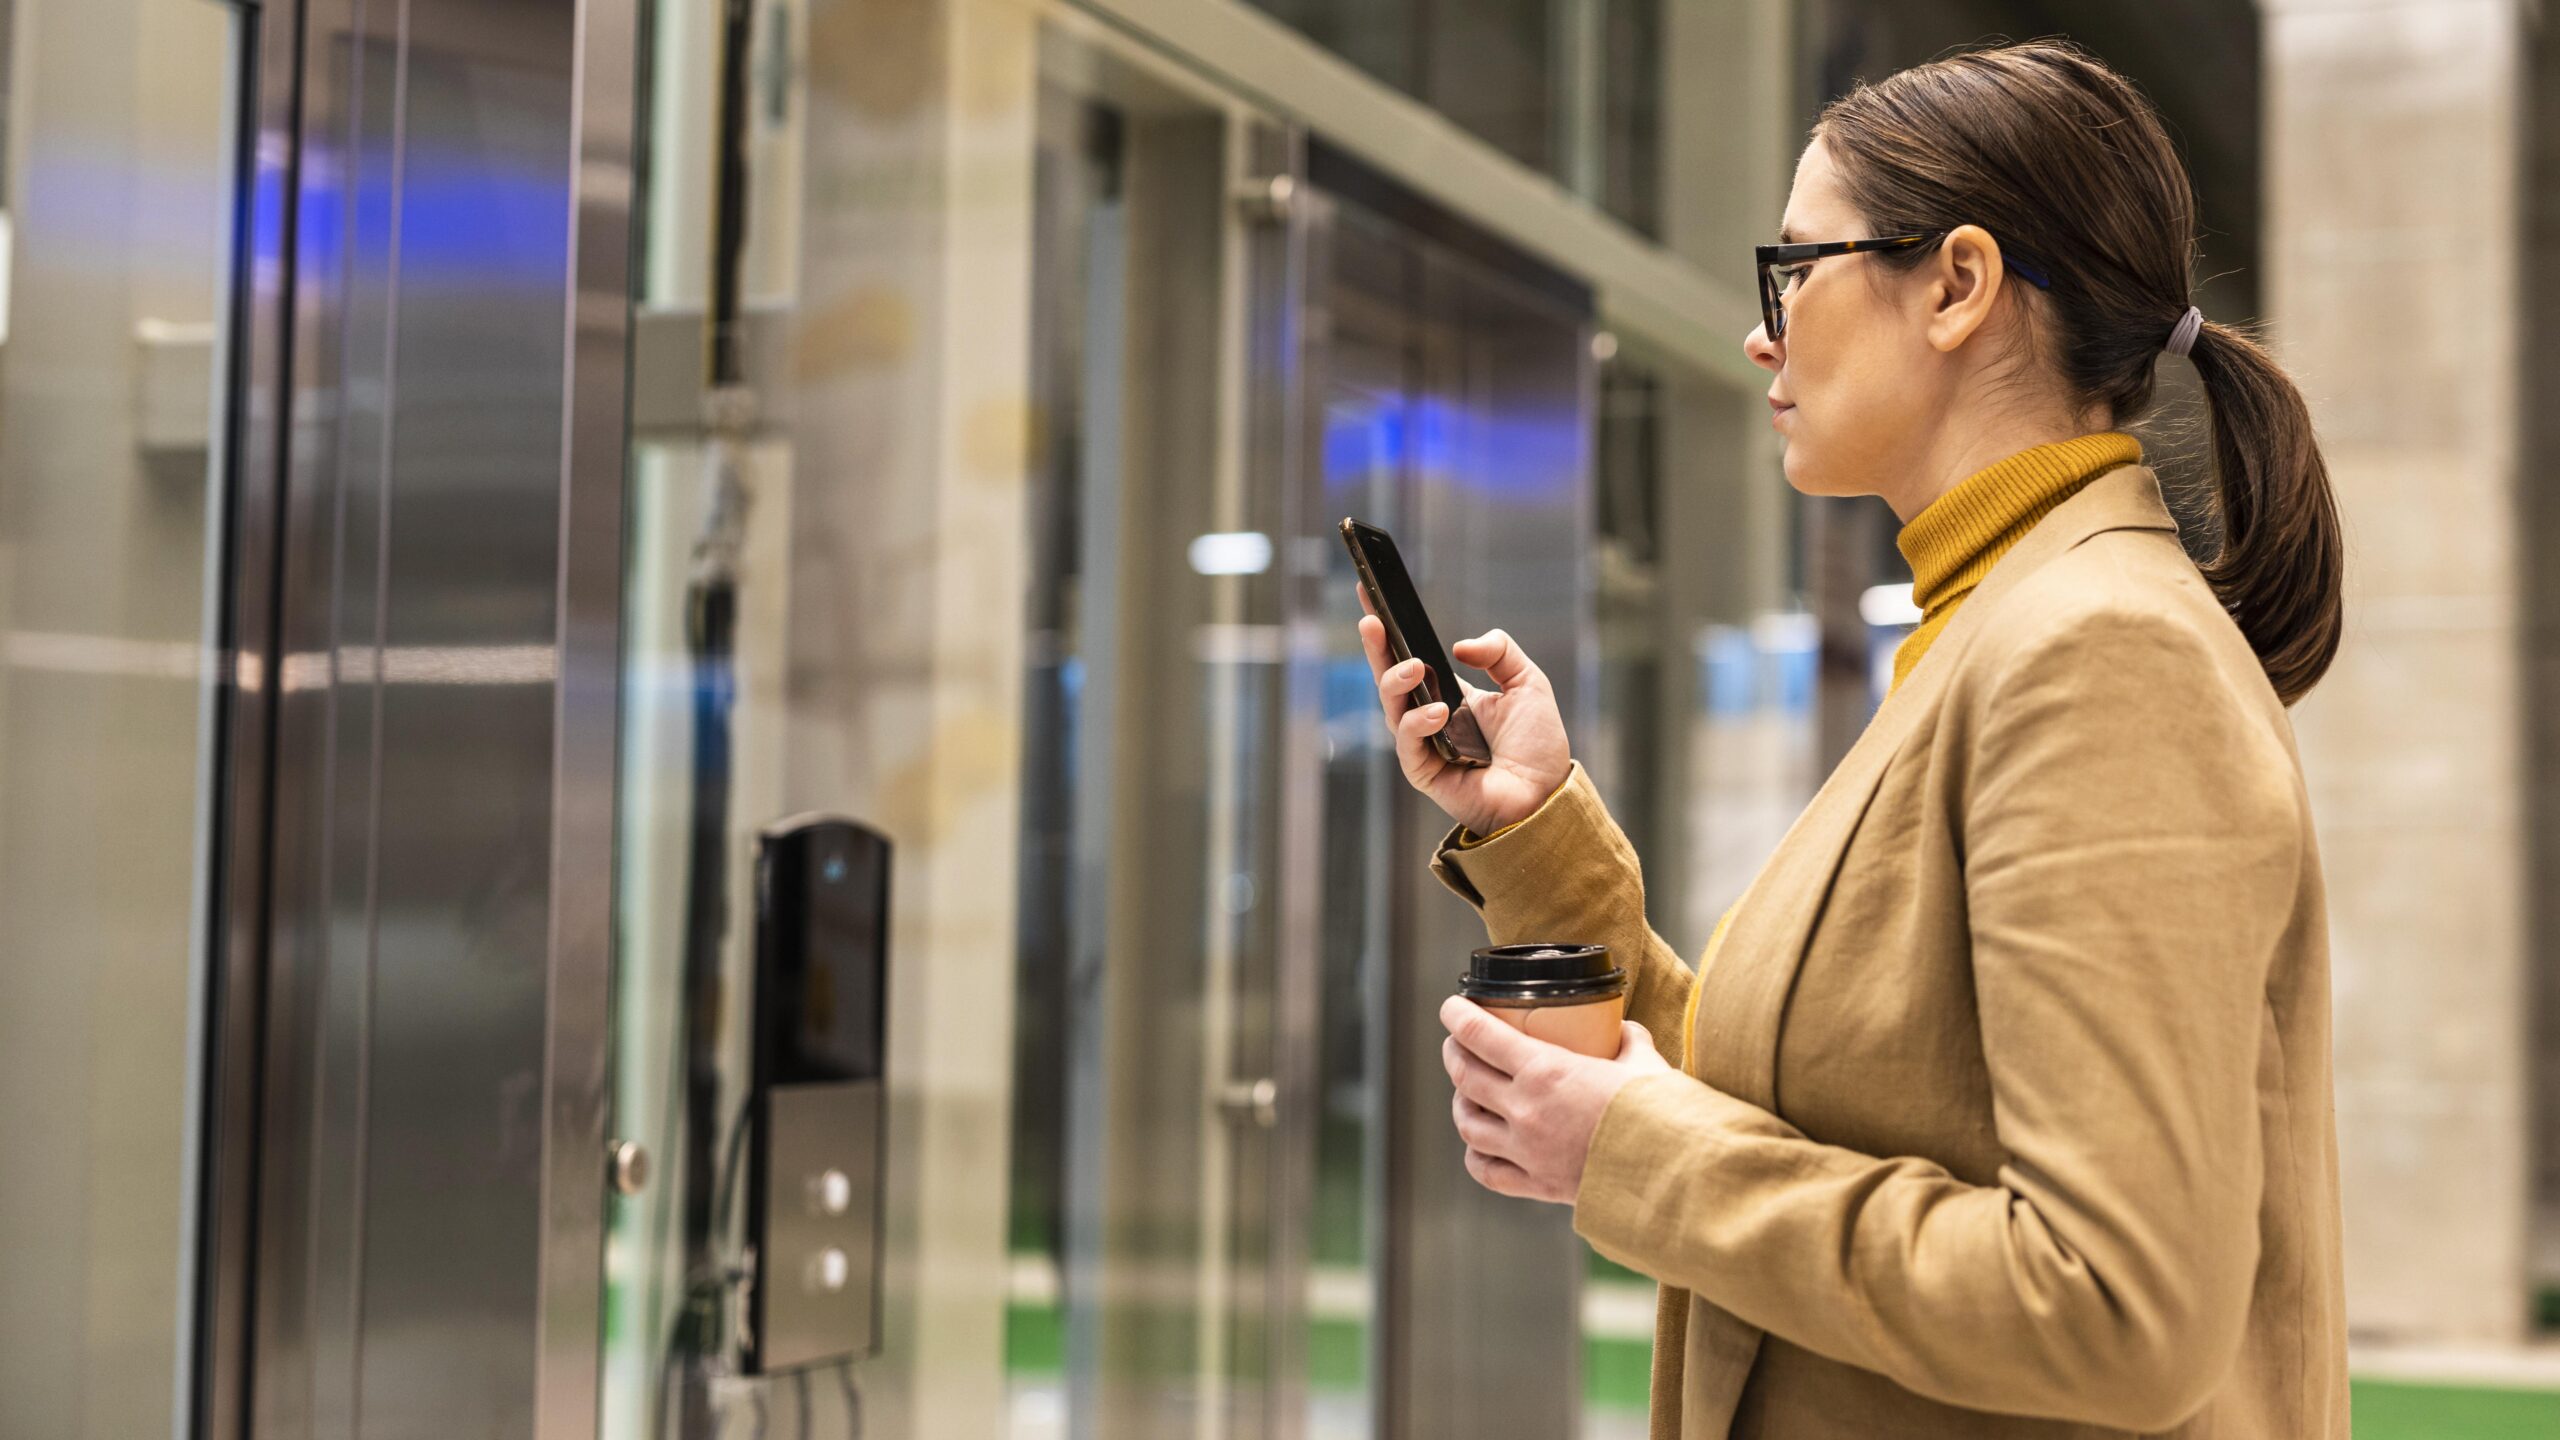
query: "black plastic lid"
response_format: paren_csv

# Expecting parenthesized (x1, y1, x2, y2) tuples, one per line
(1460, 942, 1625, 1002)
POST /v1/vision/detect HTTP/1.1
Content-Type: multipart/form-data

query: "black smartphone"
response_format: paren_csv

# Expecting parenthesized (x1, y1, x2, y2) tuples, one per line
(1340, 517, 1493, 768)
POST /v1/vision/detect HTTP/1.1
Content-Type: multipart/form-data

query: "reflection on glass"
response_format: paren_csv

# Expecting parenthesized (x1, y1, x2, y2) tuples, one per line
(601, 1, 812, 1435)
(1000, 81, 1121, 1438)
(0, 0, 242, 1434)
(1242, 0, 1664, 238)
(1312, 378, 1402, 1437)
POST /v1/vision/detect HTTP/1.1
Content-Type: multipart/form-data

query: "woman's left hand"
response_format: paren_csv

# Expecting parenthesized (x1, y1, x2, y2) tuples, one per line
(1440, 995, 1676, 1205)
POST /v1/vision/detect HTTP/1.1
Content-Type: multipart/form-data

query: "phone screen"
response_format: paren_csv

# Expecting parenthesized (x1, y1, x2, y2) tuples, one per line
(1341, 519, 1463, 713)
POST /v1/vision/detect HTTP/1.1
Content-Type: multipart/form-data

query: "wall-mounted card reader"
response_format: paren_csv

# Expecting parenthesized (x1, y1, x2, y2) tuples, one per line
(744, 815, 890, 1374)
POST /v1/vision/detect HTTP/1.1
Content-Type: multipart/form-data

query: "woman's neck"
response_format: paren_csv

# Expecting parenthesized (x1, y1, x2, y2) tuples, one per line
(1885, 404, 2115, 524)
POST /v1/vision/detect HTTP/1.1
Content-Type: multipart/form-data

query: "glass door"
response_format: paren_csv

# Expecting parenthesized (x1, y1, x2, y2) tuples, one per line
(1289, 149, 1598, 1440)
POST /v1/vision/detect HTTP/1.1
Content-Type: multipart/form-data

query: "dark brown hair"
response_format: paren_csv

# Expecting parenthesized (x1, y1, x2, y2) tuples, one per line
(1814, 38, 2342, 705)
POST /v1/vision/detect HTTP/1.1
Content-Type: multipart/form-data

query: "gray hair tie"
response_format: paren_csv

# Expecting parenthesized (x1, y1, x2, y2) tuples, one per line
(2165, 305, 2204, 358)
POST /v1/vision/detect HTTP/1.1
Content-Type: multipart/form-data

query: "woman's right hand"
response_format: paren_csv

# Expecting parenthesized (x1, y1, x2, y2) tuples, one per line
(1354, 584, 1572, 838)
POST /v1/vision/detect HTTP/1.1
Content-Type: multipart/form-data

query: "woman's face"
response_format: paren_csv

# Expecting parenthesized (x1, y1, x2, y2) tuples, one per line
(1747, 139, 1980, 501)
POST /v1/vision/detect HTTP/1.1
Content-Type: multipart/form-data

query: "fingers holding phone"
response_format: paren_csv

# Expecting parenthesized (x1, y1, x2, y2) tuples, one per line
(1450, 628, 1543, 694)
(1341, 517, 1571, 835)
(1358, 612, 1455, 775)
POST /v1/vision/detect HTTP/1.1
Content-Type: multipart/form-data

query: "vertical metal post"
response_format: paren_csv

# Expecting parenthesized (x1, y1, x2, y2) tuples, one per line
(537, 0, 640, 1433)
(1553, 0, 1606, 206)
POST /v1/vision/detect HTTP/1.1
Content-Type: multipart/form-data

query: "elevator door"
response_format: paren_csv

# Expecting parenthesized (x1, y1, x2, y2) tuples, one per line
(990, 112, 1599, 1440)
(193, 1, 637, 1438)
(1285, 146, 1597, 1440)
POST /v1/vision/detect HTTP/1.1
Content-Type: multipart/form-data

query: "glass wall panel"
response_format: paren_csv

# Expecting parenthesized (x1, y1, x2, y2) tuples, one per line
(0, 0, 245, 1435)
(601, 0, 1020, 1436)
(1001, 81, 1120, 1438)
(1243, 0, 1663, 239)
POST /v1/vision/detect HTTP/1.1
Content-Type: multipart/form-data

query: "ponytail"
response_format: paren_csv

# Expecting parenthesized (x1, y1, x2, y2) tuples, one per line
(2184, 319, 2345, 706)
(1814, 38, 2347, 706)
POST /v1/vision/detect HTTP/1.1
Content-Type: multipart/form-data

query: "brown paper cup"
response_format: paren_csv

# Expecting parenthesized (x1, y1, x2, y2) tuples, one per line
(1477, 991, 1628, 1059)
(1461, 943, 1628, 1060)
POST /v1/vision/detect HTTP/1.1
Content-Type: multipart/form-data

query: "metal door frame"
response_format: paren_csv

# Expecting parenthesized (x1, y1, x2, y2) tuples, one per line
(198, 1, 637, 1437)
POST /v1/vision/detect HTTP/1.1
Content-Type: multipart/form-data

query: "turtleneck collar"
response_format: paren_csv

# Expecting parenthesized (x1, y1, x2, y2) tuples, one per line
(1887, 430, 2145, 694)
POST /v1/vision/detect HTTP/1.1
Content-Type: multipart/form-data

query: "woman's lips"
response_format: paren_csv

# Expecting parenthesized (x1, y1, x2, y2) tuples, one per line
(1770, 399, 1794, 426)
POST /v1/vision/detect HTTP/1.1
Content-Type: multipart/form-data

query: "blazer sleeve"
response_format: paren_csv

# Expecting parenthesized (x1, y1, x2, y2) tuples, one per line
(1569, 606, 2301, 1432)
(1429, 760, 1698, 1048)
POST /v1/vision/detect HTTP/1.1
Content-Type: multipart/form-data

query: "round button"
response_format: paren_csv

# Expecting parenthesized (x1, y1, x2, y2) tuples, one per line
(809, 1247, 851, 1293)
(608, 1140, 651, 1197)
(811, 1168, 853, 1216)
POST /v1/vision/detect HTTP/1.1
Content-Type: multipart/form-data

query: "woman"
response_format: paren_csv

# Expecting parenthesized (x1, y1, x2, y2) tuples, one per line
(1356, 40, 2346, 1439)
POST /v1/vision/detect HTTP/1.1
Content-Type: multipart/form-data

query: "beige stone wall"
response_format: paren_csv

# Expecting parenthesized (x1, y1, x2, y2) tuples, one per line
(2263, 0, 2531, 1343)
(2526, 0, 2560, 1311)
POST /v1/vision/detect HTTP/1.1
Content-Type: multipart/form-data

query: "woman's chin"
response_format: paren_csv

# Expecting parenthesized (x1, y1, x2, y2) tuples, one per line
(1777, 437, 1868, 500)
(1778, 440, 1819, 495)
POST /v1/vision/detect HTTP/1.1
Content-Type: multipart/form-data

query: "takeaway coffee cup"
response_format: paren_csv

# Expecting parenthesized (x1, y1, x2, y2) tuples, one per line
(1460, 943, 1629, 1059)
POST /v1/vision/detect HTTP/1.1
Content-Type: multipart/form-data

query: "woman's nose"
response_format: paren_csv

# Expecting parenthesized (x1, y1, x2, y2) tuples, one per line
(1745, 321, 1781, 372)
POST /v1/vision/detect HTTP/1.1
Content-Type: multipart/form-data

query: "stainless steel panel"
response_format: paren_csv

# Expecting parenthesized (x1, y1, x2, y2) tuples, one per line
(758, 1081, 885, 1369)
(540, 0, 638, 1433)
(234, 1, 634, 1436)
(249, 0, 373, 1422)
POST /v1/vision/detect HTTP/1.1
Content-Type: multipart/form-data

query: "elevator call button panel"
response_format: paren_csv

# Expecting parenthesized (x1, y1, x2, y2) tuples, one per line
(745, 816, 890, 1373)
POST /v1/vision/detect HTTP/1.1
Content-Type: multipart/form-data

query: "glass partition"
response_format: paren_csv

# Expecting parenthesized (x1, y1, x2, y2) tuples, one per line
(1242, 0, 1664, 238)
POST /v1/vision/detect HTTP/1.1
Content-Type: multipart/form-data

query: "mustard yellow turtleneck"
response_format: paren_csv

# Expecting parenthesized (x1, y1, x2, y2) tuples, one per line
(1889, 430, 2144, 694)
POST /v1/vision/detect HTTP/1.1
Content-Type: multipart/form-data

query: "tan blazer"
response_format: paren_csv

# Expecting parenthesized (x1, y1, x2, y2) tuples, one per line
(1431, 463, 2346, 1438)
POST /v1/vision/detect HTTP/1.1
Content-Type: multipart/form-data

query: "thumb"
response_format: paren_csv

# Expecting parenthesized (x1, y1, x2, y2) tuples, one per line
(1451, 628, 1540, 691)
(1616, 1020, 1664, 1067)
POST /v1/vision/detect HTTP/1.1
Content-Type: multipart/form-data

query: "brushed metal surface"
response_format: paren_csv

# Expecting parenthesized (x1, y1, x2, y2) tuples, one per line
(537, 0, 637, 1434)
(755, 1081, 884, 1370)
(236, 2, 634, 1437)
(247, 0, 376, 1430)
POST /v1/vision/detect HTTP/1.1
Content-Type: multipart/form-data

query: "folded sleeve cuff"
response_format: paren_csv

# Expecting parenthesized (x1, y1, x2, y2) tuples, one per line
(1427, 760, 1631, 923)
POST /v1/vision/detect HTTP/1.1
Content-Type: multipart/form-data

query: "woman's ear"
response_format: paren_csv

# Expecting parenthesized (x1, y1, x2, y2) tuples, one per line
(1923, 222, 2008, 353)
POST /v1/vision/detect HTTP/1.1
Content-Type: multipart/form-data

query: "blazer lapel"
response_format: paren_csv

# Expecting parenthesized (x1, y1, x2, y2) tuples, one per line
(1686, 463, 2179, 1113)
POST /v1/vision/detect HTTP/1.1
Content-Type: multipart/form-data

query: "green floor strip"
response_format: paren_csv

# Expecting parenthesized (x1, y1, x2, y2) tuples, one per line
(1307, 1317, 1367, 1391)
(1009, 1300, 2560, 1437)
(1585, 1334, 1651, 1412)
(2351, 1379, 2560, 1440)
(1006, 1300, 1064, 1378)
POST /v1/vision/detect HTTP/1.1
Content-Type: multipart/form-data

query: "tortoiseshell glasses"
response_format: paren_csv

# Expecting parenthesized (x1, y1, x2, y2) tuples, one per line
(1754, 231, 2053, 341)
